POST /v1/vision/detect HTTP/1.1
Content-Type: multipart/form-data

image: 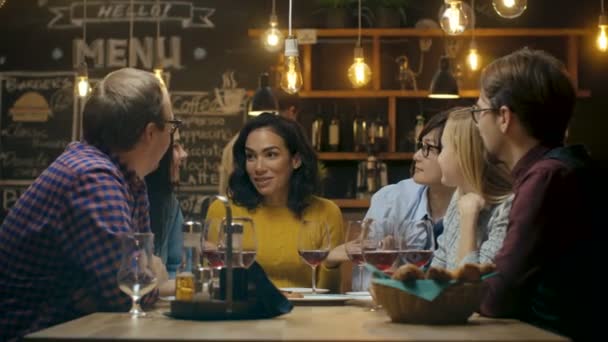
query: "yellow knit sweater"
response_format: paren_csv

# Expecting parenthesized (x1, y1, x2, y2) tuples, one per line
(206, 196, 344, 293)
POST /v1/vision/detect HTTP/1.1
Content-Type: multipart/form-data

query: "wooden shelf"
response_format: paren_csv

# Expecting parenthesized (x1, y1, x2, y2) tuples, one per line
(249, 89, 590, 99)
(330, 199, 370, 209)
(249, 28, 593, 38)
(318, 152, 414, 161)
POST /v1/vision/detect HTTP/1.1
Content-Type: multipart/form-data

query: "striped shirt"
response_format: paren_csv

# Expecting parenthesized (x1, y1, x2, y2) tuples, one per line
(432, 192, 514, 270)
(0, 142, 157, 341)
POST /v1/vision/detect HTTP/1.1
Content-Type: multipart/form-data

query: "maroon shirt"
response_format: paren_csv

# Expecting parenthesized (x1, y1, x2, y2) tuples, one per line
(480, 144, 595, 336)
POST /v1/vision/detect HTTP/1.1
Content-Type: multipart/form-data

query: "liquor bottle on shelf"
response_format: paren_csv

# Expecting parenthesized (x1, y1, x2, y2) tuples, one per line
(328, 103, 340, 152)
(311, 104, 324, 152)
(353, 116, 367, 153)
(415, 115, 425, 142)
(369, 116, 389, 154)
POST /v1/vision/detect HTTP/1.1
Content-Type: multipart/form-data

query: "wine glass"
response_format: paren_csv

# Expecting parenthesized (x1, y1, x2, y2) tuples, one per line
(345, 219, 372, 292)
(398, 219, 435, 268)
(117, 232, 158, 318)
(362, 220, 400, 273)
(219, 217, 257, 269)
(297, 220, 330, 294)
(201, 218, 224, 269)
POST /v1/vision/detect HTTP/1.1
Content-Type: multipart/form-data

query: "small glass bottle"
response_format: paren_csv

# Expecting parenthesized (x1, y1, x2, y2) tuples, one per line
(328, 103, 340, 152)
(353, 116, 367, 152)
(311, 104, 324, 152)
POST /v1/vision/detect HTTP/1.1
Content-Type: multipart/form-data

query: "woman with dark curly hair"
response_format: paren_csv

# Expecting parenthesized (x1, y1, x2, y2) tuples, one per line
(206, 113, 344, 292)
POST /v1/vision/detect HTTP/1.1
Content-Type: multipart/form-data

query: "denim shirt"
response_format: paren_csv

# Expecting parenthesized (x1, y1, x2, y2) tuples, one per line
(150, 193, 183, 279)
(353, 179, 430, 291)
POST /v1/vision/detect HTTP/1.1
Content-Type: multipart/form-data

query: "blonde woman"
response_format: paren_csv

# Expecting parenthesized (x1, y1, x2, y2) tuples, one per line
(431, 108, 513, 270)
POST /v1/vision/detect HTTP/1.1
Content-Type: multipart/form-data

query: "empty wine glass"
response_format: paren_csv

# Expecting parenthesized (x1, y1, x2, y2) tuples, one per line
(117, 232, 158, 318)
(297, 220, 330, 294)
(220, 217, 257, 269)
(398, 219, 435, 268)
(345, 219, 372, 292)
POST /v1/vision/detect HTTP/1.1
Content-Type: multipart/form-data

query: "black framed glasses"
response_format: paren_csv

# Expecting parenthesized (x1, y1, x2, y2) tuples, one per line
(467, 105, 496, 124)
(165, 119, 183, 135)
(416, 141, 441, 158)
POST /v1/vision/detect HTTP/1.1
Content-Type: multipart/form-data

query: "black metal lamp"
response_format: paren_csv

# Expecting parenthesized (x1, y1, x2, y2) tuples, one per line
(248, 73, 279, 116)
(428, 56, 460, 99)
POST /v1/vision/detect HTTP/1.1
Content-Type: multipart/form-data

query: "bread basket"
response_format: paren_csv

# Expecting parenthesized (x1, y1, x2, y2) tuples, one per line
(372, 280, 485, 324)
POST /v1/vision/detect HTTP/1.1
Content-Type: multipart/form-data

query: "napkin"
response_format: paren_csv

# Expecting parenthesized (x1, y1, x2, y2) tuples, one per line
(367, 264, 497, 302)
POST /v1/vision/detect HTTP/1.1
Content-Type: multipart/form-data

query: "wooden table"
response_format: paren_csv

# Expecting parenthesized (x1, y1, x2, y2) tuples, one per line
(25, 305, 569, 342)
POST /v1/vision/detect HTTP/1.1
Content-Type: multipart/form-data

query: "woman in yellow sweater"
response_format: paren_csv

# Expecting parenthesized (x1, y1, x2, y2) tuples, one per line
(206, 113, 344, 292)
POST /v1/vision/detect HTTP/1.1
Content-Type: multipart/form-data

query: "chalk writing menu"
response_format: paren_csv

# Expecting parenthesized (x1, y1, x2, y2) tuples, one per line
(0, 72, 76, 181)
(171, 90, 245, 191)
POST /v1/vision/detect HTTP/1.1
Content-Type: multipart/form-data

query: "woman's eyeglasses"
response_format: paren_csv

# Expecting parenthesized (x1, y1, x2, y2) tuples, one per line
(165, 119, 183, 135)
(417, 141, 441, 158)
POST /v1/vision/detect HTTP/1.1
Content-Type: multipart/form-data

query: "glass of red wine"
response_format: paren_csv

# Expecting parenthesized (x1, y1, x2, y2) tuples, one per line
(297, 220, 330, 295)
(362, 220, 400, 274)
(219, 217, 257, 269)
(397, 219, 435, 268)
(345, 219, 372, 292)
(201, 218, 224, 269)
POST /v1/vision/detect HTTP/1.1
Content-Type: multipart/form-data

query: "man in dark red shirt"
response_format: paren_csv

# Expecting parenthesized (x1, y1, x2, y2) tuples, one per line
(471, 48, 601, 340)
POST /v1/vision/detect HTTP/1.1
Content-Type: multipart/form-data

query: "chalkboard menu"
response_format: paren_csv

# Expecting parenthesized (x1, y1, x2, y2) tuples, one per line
(0, 183, 29, 223)
(0, 72, 76, 181)
(171, 90, 246, 193)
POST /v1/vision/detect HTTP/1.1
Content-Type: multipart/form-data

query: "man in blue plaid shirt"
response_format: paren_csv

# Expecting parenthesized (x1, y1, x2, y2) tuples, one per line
(0, 68, 176, 341)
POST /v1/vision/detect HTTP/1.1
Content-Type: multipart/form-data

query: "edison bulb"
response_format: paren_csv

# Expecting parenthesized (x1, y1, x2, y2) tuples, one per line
(280, 37, 303, 94)
(492, 0, 527, 19)
(598, 26, 608, 52)
(467, 46, 480, 71)
(77, 76, 90, 97)
(153, 68, 165, 85)
(440, 1, 468, 36)
(347, 47, 371, 88)
(263, 27, 284, 52)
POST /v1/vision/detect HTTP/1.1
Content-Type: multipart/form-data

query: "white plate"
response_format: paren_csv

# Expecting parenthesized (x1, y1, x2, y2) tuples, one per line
(159, 296, 175, 302)
(345, 291, 370, 296)
(289, 294, 350, 304)
(279, 287, 329, 294)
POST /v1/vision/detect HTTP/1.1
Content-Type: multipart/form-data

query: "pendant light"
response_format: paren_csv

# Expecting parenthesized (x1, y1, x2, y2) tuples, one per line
(492, 0, 527, 19)
(75, 0, 90, 98)
(262, 0, 284, 52)
(598, 0, 607, 52)
(347, 0, 372, 88)
(466, 0, 480, 71)
(280, 0, 303, 94)
(429, 56, 459, 99)
(153, 0, 165, 84)
(439, 0, 469, 36)
(249, 73, 279, 116)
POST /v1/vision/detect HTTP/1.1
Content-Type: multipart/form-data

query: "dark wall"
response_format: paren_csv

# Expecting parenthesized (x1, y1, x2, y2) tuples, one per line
(0, 0, 606, 223)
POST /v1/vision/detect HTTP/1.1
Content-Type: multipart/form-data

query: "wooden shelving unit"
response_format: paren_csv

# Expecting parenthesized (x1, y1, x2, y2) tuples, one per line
(249, 27, 591, 209)
(318, 152, 414, 161)
(330, 198, 370, 209)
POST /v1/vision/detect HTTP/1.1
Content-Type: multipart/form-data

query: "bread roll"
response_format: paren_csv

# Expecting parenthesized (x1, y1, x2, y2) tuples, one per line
(426, 266, 454, 282)
(392, 264, 425, 282)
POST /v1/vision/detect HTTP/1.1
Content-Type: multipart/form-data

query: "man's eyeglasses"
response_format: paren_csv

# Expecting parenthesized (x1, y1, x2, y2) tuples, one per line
(465, 105, 496, 124)
(165, 119, 183, 135)
(417, 141, 441, 158)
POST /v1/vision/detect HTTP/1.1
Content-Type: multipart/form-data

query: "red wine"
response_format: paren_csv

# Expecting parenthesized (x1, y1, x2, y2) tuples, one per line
(363, 250, 399, 271)
(347, 251, 365, 265)
(202, 250, 224, 268)
(401, 250, 433, 267)
(203, 250, 256, 268)
(298, 249, 329, 267)
(242, 251, 256, 268)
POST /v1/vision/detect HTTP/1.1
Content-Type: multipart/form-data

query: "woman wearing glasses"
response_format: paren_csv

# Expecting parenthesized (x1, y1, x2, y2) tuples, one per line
(328, 109, 455, 291)
(145, 120, 188, 278)
(431, 108, 512, 270)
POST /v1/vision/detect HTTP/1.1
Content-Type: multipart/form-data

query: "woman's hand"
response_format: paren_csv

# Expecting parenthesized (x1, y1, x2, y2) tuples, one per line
(458, 192, 486, 219)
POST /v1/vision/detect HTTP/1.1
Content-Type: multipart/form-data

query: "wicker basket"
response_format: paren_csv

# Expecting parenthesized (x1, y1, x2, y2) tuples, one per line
(372, 281, 484, 324)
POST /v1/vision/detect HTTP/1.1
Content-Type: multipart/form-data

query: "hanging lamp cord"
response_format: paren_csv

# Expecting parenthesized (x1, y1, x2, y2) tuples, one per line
(357, 0, 362, 47)
(288, 0, 292, 36)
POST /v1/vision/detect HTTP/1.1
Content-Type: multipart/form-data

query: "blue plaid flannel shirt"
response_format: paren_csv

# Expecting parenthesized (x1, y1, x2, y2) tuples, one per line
(0, 141, 158, 341)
